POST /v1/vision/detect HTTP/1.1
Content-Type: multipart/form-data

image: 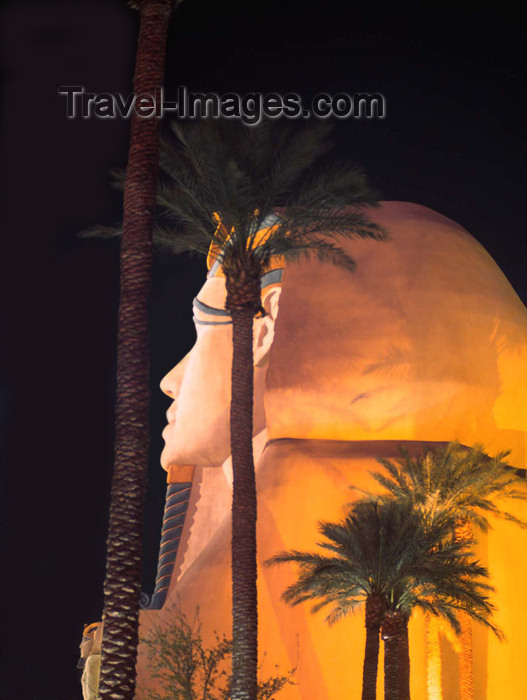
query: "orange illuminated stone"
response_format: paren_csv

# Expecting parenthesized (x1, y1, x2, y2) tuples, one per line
(138, 202, 527, 699)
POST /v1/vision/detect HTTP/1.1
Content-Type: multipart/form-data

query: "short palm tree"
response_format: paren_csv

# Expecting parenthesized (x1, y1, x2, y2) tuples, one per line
(266, 499, 499, 700)
(364, 442, 526, 700)
(93, 118, 385, 700)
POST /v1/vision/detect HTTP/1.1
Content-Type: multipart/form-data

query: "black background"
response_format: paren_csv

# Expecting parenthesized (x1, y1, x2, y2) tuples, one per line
(0, 1, 526, 697)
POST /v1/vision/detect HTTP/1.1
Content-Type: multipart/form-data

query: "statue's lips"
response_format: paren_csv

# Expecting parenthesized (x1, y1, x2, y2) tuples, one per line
(161, 422, 178, 451)
(162, 406, 177, 441)
(166, 405, 177, 424)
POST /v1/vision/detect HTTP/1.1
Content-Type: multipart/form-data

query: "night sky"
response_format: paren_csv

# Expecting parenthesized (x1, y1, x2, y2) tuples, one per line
(0, 1, 526, 698)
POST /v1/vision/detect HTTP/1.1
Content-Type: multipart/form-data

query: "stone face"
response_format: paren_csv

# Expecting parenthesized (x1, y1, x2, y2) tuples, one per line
(138, 202, 527, 700)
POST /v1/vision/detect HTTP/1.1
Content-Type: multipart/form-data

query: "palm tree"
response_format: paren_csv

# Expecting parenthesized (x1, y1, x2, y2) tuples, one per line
(92, 118, 385, 700)
(96, 2, 178, 698)
(157, 120, 386, 700)
(266, 499, 499, 700)
(364, 442, 526, 700)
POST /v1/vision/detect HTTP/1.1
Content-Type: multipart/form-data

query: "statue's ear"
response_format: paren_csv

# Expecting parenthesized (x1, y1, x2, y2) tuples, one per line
(253, 286, 281, 367)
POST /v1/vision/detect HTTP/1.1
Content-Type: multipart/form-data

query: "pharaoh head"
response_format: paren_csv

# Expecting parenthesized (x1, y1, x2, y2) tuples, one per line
(160, 201, 527, 469)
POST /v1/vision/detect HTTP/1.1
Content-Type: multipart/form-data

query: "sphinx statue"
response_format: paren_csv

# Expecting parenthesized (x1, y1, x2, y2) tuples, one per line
(79, 622, 102, 700)
(137, 201, 527, 699)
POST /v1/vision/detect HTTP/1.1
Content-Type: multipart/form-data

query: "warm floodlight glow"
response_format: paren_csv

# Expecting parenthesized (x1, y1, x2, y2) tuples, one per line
(426, 616, 443, 700)
(136, 202, 527, 700)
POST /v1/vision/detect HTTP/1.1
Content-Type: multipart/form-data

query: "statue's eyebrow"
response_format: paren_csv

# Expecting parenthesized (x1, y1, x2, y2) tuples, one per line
(193, 297, 232, 325)
(193, 297, 230, 317)
(192, 268, 283, 326)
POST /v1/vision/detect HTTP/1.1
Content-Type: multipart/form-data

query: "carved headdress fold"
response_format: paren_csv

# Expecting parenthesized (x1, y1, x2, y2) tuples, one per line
(265, 201, 527, 467)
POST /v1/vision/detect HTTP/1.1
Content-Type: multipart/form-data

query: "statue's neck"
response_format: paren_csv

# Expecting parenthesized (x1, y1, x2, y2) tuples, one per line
(171, 429, 269, 585)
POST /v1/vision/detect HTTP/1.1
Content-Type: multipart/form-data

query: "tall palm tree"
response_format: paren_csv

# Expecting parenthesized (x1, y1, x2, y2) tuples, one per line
(364, 442, 526, 700)
(94, 118, 385, 700)
(97, 2, 177, 698)
(266, 500, 499, 700)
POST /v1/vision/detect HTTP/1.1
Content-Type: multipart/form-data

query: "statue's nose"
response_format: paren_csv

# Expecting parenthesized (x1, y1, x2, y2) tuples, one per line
(160, 352, 191, 398)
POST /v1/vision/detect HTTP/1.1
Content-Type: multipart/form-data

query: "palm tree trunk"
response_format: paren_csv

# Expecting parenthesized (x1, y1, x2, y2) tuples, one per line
(230, 306, 258, 700)
(362, 594, 384, 700)
(398, 614, 410, 700)
(426, 614, 443, 700)
(382, 611, 402, 700)
(98, 2, 171, 699)
(362, 625, 381, 700)
(459, 615, 473, 700)
(455, 520, 474, 700)
(383, 635, 400, 700)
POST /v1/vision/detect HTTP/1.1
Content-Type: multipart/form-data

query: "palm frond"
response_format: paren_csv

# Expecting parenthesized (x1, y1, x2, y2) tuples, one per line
(80, 223, 123, 240)
(361, 442, 527, 534)
(268, 497, 497, 637)
(85, 118, 386, 288)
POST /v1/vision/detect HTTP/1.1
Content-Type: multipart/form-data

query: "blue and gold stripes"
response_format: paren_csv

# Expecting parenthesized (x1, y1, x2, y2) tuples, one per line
(148, 466, 195, 610)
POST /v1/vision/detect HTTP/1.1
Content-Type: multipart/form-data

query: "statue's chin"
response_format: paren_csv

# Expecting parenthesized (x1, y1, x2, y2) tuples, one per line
(159, 397, 268, 471)
(159, 414, 231, 467)
(160, 426, 269, 471)
(161, 443, 231, 471)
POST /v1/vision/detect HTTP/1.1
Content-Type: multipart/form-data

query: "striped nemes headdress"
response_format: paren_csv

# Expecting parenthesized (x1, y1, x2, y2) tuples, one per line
(192, 213, 285, 325)
(206, 212, 285, 290)
(82, 622, 100, 640)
